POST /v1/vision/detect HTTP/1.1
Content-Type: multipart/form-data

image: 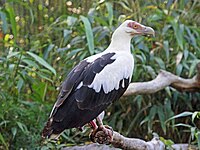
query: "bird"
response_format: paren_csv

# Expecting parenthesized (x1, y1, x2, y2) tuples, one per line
(42, 20, 155, 141)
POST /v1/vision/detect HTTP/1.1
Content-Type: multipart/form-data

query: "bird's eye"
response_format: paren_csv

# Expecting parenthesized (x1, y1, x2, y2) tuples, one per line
(133, 25, 138, 29)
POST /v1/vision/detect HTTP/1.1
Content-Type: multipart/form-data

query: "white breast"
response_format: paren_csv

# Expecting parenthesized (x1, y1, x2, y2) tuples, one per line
(88, 52, 134, 93)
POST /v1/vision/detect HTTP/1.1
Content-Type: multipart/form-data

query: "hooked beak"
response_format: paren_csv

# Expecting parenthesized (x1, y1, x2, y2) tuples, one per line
(143, 26, 155, 37)
(133, 26, 155, 37)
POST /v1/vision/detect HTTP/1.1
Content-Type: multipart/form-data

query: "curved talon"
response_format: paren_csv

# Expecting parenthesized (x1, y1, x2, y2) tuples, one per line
(89, 130, 96, 143)
(89, 125, 113, 145)
(101, 125, 113, 135)
(89, 126, 101, 143)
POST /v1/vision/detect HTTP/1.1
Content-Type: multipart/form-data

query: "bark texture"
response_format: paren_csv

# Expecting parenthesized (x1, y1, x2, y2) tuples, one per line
(124, 62, 200, 96)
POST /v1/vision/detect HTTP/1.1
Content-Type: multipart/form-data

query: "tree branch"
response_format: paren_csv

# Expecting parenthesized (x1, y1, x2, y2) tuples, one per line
(63, 131, 192, 150)
(124, 62, 200, 96)
(111, 131, 165, 150)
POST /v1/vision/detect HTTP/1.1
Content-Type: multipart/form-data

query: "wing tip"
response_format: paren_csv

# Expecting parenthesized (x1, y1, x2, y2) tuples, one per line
(41, 117, 54, 139)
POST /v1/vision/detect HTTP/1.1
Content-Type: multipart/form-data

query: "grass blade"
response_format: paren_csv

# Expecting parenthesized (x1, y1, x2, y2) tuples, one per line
(106, 2, 113, 26)
(0, 133, 8, 150)
(166, 111, 193, 123)
(197, 132, 200, 150)
(171, 20, 184, 50)
(80, 15, 94, 55)
(27, 52, 56, 75)
(5, 4, 17, 43)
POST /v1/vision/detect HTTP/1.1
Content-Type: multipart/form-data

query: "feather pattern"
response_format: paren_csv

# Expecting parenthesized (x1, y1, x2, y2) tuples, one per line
(42, 52, 133, 138)
(88, 52, 134, 93)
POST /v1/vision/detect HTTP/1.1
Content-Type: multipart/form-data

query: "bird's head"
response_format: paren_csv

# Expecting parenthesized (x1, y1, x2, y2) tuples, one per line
(113, 20, 155, 38)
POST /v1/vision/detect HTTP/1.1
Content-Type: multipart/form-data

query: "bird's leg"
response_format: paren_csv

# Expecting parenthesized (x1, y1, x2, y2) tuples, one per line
(96, 116, 113, 137)
(89, 120, 98, 130)
(89, 120, 98, 143)
(89, 116, 113, 145)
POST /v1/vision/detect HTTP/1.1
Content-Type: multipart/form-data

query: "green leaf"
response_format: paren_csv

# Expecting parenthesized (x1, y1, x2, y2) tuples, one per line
(197, 132, 200, 150)
(173, 123, 192, 128)
(166, 111, 193, 123)
(63, 29, 72, 45)
(154, 57, 165, 69)
(149, 106, 157, 120)
(27, 52, 56, 75)
(106, 2, 113, 26)
(67, 16, 77, 26)
(44, 44, 54, 60)
(7, 51, 20, 59)
(80, 15, 94, 55)
(163, 40, 169, 62)
(5, 4, 17, 43)
(140, 116, 149, 126)
(95, 16, 108, 26)
(32, 82, 48, 102)
(185, 26, 197, 48)
(171, 20, 184, 50)
(189, 60, 200, 78)
(183, 49, 189, 60)
(160, 137, 174, 147)
(0, 11, 8, 33)
(157, 107, 166, 134)
(11, 127, 17, 140)
(0, 121, 10, 126)
(176, 64, 183, 76)
(0, 133, 8, 150)
(17, 77, 24, 93)
(17, 122, 28, 134)
(145, 65, 156, 78)
(191, 127, 196, 140)
(126, 103, 151, 135)
(165, 87, 172, 98)
(117, 1, 132, 12)
(192, 111, 200, 123)
(36, 72, 53, 83)
(21, 58, 39, 68)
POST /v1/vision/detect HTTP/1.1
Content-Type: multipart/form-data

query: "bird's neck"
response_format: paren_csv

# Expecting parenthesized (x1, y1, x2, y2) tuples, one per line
(106, 35, 132, 53)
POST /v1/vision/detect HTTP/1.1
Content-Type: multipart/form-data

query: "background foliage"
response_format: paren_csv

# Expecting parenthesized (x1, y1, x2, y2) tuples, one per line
(0, 0, 200, 149)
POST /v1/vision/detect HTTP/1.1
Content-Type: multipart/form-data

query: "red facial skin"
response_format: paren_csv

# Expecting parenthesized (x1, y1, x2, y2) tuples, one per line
(127, 21, 144, 30)
(127, 21, 148, 36)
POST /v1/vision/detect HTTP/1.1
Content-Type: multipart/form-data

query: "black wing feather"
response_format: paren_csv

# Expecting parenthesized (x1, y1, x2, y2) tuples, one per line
(54, 60, 89, 108)
(42, 52, 130, 138)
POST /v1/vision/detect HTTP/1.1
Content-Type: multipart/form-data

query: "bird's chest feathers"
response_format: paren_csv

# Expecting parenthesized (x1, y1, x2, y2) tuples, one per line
(88, 52, 134, 94)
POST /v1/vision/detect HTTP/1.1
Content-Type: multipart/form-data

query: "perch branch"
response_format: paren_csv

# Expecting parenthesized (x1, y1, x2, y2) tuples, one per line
(63, 131, 192, 150)
(111, 131, 165, 150)
(124, 62, 200, 96)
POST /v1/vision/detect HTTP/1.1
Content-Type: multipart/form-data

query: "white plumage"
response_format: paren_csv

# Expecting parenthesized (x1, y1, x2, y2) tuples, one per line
(88, 52, 134, 93)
